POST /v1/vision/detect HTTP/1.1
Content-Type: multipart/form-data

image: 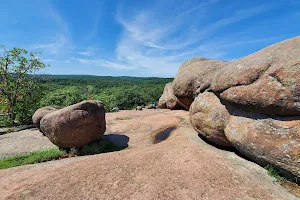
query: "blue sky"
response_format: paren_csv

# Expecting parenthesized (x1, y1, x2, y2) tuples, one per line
(1, 0, 299, 77)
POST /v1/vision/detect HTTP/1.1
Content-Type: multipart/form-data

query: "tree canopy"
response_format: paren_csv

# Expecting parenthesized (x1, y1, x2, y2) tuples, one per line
(0, 46, 46, 124)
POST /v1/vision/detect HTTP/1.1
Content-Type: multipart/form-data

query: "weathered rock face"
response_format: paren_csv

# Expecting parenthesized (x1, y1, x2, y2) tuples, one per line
(212, 36, 300, 115)
(173, 58, 226, 109)
(225, 109, 300, 178)
(157, 36, 300, 181)
(40, 100, 106, 148)
(32, 106, 61, 132)
(189, 92, 231, 147)
(158, 82, 181, 110)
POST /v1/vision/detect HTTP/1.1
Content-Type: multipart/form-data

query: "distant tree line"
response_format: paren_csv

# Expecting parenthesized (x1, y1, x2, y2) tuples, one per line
(0, 46, 172, 127)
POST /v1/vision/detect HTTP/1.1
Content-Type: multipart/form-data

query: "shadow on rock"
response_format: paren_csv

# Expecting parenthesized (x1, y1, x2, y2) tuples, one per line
(197, 133, 255, 164)
(102, 134, 130, 148)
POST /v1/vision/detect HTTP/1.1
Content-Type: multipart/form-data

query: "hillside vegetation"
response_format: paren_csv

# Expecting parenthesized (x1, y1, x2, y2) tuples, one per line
(0, 75, 172, 126)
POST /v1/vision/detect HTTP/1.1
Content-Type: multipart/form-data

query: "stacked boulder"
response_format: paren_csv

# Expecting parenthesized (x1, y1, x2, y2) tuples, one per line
(32, 106, 61, 133)
(159, 36, 300, 180)
(158, 82, 185, 110)
(33, 100, 106, 148)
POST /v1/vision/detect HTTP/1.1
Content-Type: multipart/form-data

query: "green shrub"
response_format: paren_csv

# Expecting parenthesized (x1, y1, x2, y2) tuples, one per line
(116, 88, 146, 110)
(265, 165, 285, 183)
(0, 115, 13, 127)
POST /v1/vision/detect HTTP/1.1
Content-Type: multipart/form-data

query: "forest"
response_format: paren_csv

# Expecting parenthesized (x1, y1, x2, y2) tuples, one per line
(0, 75, 172, 127)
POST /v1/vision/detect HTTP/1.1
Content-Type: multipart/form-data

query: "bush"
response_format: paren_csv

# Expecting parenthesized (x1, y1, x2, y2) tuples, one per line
(39, 86, 85, 107)
(265, 165, 285, 183)
(14, 83, 43, 125)
(0, 115, 13, 127)
(116, 88, 146, 110)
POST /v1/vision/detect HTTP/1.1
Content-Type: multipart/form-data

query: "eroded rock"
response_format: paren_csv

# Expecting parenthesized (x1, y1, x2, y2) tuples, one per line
(212, 36, 300, 115)
(173, 58, 226, 109)
(158, 82, 181, 109)
(189, 92, 231, 147)
(225, 108, 300, 178)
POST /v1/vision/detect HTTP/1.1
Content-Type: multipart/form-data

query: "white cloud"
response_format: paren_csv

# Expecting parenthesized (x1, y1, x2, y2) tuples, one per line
(77, 51, 94, 56)
(71, 57, 134, 70)
(90, 0, 275, 77)
(43, 59, 54, 62)
(30, 34, 71, 55)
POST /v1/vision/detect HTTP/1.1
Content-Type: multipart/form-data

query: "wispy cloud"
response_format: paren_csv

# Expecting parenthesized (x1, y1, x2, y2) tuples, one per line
(43, 59, 54, 62)
(90, 0, 276, 77)
(77, 51, 94, 56)
(71, 57, 134, 70)
(29, 2, 72, 55)
(30, 34, 70, 55)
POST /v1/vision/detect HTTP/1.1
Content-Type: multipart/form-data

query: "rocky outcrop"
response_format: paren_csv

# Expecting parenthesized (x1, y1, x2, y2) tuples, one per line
(158, 82, 182, 109)
(172, 58, 226, 109)
(225, 109, 300, 178)
(189, 92, 231, 147)
(158, 36, 300, 181)
(32, 106, 61, 132)
(40, 100, 106, 148)
(136, 106, 143, 110)
(212, 36, 300, 115)
(1, 110, 298, 199)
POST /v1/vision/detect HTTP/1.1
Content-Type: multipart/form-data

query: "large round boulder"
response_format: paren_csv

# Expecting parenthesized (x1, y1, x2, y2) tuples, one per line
(173, 57, 226, 109)
(225, 108, 300, 178)
(40, 100, 106, 148)
(212, 36, 300, 115)
(32, 106, 61, 132)
(189, 92, 231, 147)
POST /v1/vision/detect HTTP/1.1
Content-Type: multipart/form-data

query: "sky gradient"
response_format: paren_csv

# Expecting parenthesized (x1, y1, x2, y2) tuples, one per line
(1, 0, 300, 77)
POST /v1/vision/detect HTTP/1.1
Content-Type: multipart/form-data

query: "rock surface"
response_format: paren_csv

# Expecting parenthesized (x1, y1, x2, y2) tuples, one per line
(212, 36, 300, 115)
(189, 92, 231, 147)
(158, 36, 300, 179)
(40, 100, 106, 148)
(225, 108, 300, 178)
(172, 58, 226, 109)
(0, 110, 298, 199)
(32, 106, 60, 132)
(158, 82, 181, 109)
(0, 128, 55, 159)
(136, 106, 143, 110)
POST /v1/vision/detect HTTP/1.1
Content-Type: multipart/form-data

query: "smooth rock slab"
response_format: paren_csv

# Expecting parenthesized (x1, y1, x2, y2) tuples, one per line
(0, 110, 297, 199)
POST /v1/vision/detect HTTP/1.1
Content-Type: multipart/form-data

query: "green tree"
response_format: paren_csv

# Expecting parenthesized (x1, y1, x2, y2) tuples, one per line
(116, 88, 146, 110)
(0, 46, 46, 123)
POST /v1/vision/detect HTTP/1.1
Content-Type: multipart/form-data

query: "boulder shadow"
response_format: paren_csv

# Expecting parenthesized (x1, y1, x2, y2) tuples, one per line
(102, 134, 129, 148)
(62, 134, 130, 156)
(153, 127, 175, 144)
(197, 133, 252, 162)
